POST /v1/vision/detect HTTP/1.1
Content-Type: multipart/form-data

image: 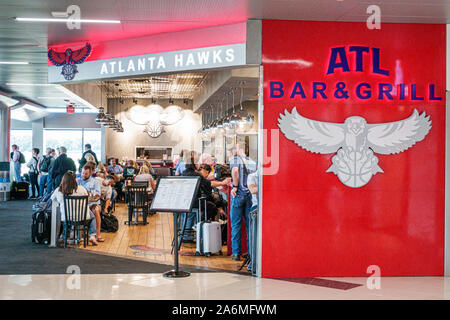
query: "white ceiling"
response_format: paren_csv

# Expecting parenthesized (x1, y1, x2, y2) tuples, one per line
(1, 0, 450, 109)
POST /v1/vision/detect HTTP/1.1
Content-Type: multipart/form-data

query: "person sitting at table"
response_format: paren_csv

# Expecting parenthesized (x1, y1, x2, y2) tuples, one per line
(96, 174, 115, 214)
(134, 165, 156, 193)
(123, 160, 137, 179)
(181, 156, 230, 242)
(85, 161, 97, 173)
(77, 165, 104, 243)
(96, 163, 107, 179)
(108, 158, 123, 175)
(51, 171, 99, 245)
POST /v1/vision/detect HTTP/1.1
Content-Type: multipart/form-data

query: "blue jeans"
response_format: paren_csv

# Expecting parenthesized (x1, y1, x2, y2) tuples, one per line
(182, 210, 197, 240)
(13, 162, 21, 182)
(230, 192, 252, 255)
(39, 175, 47, 197)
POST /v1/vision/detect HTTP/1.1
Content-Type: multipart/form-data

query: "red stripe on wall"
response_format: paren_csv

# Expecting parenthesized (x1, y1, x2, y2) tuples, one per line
(48, 22, 247, 66)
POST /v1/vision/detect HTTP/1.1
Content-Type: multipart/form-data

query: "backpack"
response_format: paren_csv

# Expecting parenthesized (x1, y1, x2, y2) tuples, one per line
(40, 156, 51, 173)
(100, 212, 119, 233)
(19, 152, 25, 164)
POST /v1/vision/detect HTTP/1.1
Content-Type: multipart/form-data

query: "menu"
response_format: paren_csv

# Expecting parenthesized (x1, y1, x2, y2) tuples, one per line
(150, 177, 200, 212)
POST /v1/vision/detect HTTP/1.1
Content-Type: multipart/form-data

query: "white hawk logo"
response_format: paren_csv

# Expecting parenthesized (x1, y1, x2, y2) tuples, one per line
(278, 108, 431, 188)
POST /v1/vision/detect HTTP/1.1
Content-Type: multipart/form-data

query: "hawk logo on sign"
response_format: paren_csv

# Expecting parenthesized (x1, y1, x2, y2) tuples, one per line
(48, 43, 92, 81)
(278, 108, 431, 188)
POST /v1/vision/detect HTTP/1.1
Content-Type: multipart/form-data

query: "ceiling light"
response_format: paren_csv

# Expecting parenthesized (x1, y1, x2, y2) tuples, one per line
(6, 83, 54, 86)
(15, 17, 120, 24)
(0, 61, 29, 65)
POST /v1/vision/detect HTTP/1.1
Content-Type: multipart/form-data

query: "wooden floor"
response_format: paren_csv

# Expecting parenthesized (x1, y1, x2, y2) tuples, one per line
(77, 203, 245, 272)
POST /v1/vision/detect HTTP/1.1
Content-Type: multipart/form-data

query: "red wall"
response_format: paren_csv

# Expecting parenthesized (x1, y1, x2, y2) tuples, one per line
(261, 21, 446, 277)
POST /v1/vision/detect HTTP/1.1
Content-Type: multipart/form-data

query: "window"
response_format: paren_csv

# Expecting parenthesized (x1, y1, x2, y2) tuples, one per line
(43, 129, 102, 170)
(10, 129, 32, 173)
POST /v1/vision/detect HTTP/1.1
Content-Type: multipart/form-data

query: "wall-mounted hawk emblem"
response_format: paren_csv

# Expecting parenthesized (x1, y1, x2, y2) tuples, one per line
(48, 43, 91, 81)
(278, 108, 431, 188)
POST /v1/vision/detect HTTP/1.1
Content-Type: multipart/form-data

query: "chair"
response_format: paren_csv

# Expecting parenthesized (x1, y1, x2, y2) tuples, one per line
(125, 186, 149, 225)
(63, 195, 90, 248)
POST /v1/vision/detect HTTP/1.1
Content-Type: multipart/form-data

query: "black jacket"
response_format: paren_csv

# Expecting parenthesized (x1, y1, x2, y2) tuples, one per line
(49, 154, 76, 188)
(78, 149, 98, 172)
(182, 167, 213, 207)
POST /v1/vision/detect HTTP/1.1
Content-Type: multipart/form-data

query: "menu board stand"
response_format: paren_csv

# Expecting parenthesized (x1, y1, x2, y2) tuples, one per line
(150, 176, 201, 278)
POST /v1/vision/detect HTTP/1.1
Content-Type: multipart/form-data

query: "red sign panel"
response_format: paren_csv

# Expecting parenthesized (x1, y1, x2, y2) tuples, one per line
(262, 21, 446, 277)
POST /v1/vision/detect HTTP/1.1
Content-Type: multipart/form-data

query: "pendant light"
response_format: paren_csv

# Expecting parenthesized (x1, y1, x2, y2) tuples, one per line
(216, 98, 225, 135)
(198, 111, 206, 139)
(225, 89, 236, 136)
(95, 107, 106, 124)
(235, 81, 254, 133)
(222, 92, 231, 129)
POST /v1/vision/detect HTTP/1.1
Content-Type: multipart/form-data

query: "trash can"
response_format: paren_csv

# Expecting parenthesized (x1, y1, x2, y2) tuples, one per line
(0, 162, 10, 201)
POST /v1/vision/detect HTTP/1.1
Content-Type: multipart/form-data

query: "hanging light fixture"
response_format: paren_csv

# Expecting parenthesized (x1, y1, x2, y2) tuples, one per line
(235, 81, 254, 133)
(203, 105, 213, 138)
(224, 89, 236, 136)
(95, 106, 106, 124)
(198, 111, 206, 140)
(209, 103, 219, 136)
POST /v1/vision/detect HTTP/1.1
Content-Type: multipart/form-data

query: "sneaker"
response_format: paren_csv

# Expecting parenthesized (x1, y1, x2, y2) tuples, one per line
(231, 254, 240, 261)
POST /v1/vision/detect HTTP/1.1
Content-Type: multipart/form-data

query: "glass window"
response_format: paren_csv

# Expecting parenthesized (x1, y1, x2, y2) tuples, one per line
(44, 130, 82, 169)
(10, 129, 32, 173)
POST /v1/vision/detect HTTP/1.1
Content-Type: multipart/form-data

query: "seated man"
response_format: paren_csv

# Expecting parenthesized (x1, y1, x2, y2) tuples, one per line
(77, 165, 104, 243)
(182, 162, 230, 242)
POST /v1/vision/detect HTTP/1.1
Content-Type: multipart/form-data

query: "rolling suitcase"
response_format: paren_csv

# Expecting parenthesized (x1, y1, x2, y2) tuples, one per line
(31, 200, 52, 244)
(195, 197, 222, 257)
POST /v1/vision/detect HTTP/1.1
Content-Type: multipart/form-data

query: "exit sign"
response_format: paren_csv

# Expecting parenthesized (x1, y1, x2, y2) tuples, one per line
(66, 104, 75, 113)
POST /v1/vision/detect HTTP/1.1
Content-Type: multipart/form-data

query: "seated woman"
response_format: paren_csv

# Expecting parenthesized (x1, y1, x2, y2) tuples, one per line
(134, 165, 156, 193)
(51, 171, 99, 245)
(123, 160, 138, 179)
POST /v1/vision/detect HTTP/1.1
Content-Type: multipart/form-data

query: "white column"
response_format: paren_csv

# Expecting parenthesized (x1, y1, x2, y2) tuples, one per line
(32, 118, 44, 154)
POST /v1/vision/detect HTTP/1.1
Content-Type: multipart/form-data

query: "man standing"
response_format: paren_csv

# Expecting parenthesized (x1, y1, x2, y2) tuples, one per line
(38, 147, 54, 197)
(77, 165, 104, 244)
(26, 148, 40, 199)
(49, 146, 76, 188)
(229, 143, 255, 261)
(10, 144, 24, 182)
(78, 144, 98, 173)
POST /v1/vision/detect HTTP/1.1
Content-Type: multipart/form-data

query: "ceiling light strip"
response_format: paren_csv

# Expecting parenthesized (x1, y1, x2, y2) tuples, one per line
(16, 17, 120, 24)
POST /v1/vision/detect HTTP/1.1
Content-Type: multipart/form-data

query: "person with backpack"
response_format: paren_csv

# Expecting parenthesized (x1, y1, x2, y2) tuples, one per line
(38, 147, 54, 198)
(10, 144, 25, 182)
(26, 148, 40, 199)
(78, 144, 98, 173)
(49, 146, 76, 189)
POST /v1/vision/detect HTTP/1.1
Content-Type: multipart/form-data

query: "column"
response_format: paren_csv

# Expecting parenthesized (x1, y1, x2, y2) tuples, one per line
(0, 101, 10, 161)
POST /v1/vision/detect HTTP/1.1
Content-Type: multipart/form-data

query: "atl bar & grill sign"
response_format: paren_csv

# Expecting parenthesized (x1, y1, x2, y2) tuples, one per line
(269, 46, 442, 102)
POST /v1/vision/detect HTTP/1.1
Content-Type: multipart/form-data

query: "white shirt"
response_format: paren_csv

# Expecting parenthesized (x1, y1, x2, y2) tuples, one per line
(51, 186, 89, 222)
(96, 177, 113, 200)
(134, 173, 154, 193)
(247, 172, 258, 207)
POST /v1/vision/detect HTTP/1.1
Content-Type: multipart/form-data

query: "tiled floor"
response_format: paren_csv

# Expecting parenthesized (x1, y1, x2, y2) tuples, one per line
(1, 273, 450, 300)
